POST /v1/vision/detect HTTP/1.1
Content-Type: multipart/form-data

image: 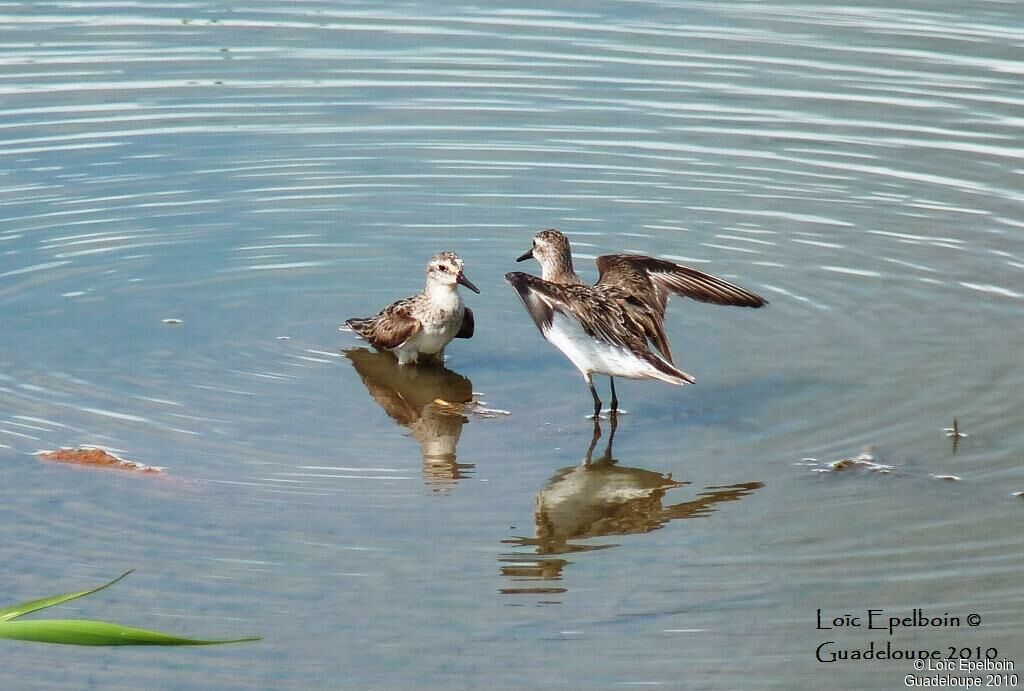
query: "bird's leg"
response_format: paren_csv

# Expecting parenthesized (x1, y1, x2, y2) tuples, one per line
(586, 373, 602, 419)
(601, 411, 618, 462)
(609, 377, 619, 417)
(583, 412, 617, 465)
(584, 416, 602, 465)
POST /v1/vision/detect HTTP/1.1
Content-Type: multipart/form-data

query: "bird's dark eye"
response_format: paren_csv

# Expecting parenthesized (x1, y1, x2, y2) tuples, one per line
(438, 265, 448, 272)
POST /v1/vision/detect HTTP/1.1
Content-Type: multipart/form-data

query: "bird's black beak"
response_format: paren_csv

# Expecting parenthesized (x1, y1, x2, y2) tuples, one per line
(516, 248, 534, 262)
(457, 272, 480, 294)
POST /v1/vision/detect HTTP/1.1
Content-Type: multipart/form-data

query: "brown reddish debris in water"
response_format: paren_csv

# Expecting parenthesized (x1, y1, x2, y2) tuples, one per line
(36, 447, 165, 473)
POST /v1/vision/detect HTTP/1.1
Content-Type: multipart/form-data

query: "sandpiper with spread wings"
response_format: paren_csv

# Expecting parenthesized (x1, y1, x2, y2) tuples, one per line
(505, 229, 766, 417)
(345, 251, 479, 365)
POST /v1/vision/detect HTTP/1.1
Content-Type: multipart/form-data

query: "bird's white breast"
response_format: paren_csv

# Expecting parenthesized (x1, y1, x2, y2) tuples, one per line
(406, 289, 464, 357)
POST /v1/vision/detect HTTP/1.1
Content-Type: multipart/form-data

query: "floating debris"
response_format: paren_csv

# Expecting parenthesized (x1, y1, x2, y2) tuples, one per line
(37, 447, 164, 474)
(432, 397, 512, 419)
(943, 417, 967, 453)
(943, 418, 967, 438)
(471, 406, 512, 419)
(430, 398, 466, 416)
(1013, 491, 1024, 499)
(807, 449, 893, 474)
(469, 398, 511, 419)
(930, 474, 962, 482)
(161, 318, 182, 325)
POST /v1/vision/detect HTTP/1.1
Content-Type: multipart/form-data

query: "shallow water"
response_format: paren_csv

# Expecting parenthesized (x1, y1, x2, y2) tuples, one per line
(2, 1, 1023, 688)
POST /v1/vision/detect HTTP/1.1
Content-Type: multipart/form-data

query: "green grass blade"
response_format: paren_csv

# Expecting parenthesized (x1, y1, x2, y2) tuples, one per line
(0, 570, 134, 621)
(0, 619, 261, 646)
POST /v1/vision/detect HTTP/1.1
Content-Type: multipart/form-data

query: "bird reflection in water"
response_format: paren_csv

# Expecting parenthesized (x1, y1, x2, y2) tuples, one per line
(344, 347, 475, 493)
(499, 416, 763, 599)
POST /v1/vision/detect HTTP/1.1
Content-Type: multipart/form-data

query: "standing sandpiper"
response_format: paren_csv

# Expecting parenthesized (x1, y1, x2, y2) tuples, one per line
(345, 251, 479, 365)
(506, 229, 766, 416)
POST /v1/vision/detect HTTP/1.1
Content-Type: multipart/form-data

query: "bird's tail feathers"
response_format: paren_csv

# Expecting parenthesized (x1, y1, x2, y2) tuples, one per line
(642, 350, 696, 385)
(343, 317, 371, 335)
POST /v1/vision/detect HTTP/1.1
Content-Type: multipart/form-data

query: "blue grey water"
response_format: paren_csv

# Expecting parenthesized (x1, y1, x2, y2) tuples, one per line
(1, 1, 1022, 688)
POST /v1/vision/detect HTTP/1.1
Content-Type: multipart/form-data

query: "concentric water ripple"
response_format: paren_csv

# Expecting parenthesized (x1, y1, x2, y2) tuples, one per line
(1, 1, 1022, 688)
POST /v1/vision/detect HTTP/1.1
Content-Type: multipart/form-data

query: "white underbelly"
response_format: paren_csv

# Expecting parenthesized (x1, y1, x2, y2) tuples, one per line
(543, 312, 655, 379)
(411, 326, 455, 354)
(393, 314, 460, 364)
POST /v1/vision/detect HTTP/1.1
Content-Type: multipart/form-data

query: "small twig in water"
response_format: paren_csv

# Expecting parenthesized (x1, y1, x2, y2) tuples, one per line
(943, 417, 967, 453)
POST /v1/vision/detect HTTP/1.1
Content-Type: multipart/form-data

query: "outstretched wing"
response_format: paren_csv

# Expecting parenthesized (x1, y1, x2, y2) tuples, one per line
(592, 256, 675, 360)
(596, 254, 767, 309)
(505, 271, 696, 385)
(506, 272, 639, 351)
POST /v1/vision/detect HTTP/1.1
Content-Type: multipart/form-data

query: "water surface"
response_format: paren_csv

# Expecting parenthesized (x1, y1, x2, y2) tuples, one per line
(2, 1, 1023, 688)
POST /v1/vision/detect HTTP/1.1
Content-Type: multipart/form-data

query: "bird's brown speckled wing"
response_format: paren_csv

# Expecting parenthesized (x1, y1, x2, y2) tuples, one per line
(596, 254, 767, 309)
(370, 306, 421, 349)
(590, 256, 673, 360)
(507, 272, 638, 351)
(505, 271, 695, 385)
(347, 296, 422, 350)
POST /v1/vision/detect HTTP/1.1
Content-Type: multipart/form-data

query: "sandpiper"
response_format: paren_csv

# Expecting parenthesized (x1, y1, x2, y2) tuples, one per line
(506, 228, 766, 416)
(345, 251, 479, 365)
